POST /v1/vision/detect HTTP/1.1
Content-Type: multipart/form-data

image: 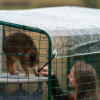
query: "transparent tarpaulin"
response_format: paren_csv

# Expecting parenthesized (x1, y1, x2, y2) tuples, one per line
(50, 28, 100, 58)
(0, 6, 100, 58)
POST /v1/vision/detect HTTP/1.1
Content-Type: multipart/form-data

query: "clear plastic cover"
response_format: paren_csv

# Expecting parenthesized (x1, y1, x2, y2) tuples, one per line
(51, 28, 100, 58)
(0, 6, 100, 57)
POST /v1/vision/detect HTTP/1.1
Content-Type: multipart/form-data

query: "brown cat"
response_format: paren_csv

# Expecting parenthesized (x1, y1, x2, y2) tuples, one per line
(3, 32, 39, 76)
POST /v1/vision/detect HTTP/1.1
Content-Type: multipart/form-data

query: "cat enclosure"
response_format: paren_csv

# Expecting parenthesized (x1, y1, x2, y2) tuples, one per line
(0, 6, 100, 100)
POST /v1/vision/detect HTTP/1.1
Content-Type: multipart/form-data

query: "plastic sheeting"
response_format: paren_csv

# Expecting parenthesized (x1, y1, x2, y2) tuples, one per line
(0, 6, 100, 57)
(52, 29, 100, 58)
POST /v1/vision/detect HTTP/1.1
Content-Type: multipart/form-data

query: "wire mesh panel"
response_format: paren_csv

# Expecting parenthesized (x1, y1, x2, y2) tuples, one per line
(51, 38, 100, 100)
(0, 25, 49, 100)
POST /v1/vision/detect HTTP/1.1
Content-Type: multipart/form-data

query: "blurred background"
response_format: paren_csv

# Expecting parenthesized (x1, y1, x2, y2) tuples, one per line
(0, 0, 100, 9)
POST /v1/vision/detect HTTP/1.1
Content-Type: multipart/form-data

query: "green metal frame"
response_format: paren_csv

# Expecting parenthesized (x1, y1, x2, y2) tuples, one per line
(66, 57, 71, 100)
(0, 20, 52, 100)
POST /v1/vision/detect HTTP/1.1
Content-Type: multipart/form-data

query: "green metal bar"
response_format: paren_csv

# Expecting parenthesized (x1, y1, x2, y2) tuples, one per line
(47, 35, 52, 100)
(67, 57, 71, 100)
(0, 20, 52, 100)
(0, 21, 46, 34)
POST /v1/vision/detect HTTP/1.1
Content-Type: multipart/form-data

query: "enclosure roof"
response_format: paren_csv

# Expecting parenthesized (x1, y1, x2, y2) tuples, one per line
(1, 6, 100, 57)
(0, 6, 100, 36)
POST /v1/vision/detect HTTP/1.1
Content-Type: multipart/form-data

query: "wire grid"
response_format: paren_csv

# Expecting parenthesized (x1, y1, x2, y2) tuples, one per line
(51, 55, 100, 100)
(0, 25, 49, 100)
(50, 36, 100, 100)
(0, 25, 100, 100)
(69, 54, 100, 100)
